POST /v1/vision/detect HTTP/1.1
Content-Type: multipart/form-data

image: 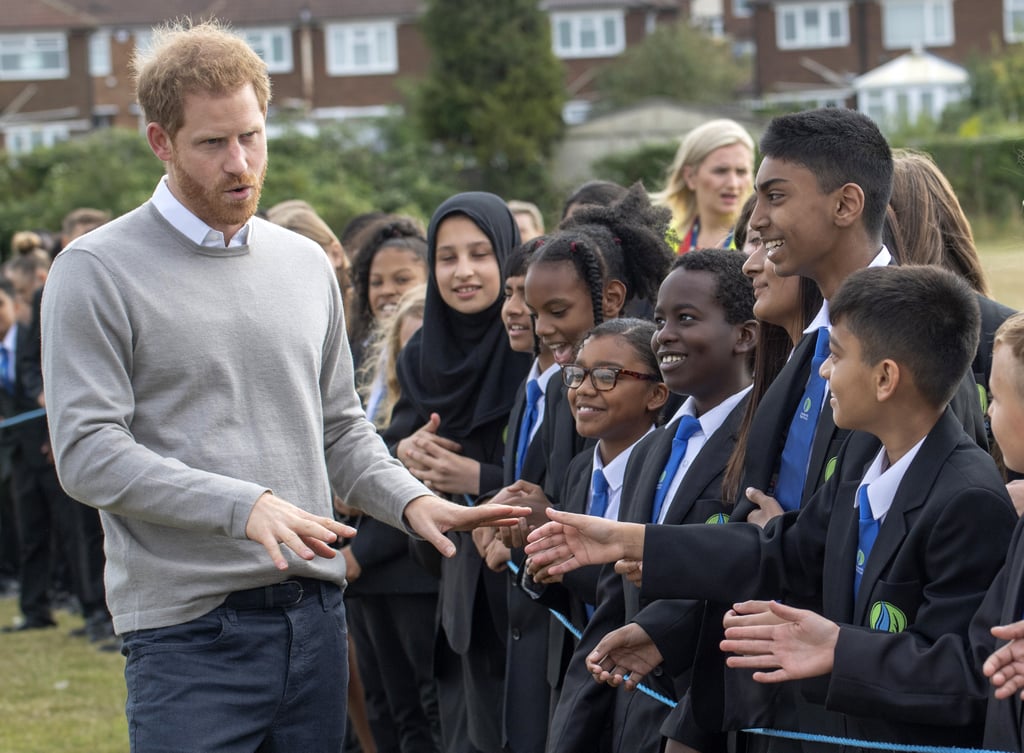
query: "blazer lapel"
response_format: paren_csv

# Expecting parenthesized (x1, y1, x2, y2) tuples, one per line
(621, 425, 674, 524)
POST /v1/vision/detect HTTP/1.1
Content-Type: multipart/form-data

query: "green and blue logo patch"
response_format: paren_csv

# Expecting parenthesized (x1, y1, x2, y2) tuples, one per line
(868, 601, 908, 633)
(705, 513, 730, 525)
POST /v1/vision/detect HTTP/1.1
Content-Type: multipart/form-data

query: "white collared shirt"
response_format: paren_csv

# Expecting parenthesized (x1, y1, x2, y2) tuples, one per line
(655, 385, 752, 524)
(151, 177, 251, 248)
(590, 426, 655, 521)
(856, 436, 926, 524)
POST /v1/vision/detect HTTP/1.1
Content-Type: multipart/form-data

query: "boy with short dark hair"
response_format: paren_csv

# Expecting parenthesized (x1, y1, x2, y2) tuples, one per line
(526, 265, 1016, 749)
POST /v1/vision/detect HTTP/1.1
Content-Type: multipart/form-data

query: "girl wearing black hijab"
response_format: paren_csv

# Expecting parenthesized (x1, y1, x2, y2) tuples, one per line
(385, 192, 531, 753)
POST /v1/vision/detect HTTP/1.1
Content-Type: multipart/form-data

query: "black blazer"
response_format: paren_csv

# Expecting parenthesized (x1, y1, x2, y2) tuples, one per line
(547, 398, 747, 753)
(0, 323, 48, 475)
(641, 409, 1015, 747)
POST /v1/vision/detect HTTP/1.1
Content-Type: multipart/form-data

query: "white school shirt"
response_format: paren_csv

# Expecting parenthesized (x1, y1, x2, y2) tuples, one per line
(590, 427, 655, 521)
(152, 177, 251, 247)
(656, 386, 752, 524)
(856, 435, 926, 524)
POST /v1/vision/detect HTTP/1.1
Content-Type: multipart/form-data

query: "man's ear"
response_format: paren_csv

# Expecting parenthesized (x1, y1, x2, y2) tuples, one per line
(147, 123, 173, 162)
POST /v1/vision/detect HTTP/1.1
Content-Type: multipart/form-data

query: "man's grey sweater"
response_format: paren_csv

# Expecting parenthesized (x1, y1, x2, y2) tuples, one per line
(42, 202, 429, 633)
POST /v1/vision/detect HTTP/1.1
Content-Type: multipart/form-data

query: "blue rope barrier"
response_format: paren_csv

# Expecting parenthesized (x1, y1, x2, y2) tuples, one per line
(0, 407, 45, 429)
(741, 727, 1014, 753)
(504, 559, 677, 709)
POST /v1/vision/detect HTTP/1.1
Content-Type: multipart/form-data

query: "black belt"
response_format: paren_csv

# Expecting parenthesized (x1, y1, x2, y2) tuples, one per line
(223, 577, 325, 610)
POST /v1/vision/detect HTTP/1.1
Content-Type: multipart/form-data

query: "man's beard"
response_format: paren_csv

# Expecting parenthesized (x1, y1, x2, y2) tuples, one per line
(169, 154, 267, 231)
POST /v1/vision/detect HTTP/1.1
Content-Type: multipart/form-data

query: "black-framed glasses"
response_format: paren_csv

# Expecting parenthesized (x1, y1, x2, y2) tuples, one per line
(561, 365, 661, 391)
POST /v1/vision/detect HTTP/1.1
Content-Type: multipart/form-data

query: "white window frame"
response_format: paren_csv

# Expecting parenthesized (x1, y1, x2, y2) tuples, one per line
(550, 11, 626, 59)
(325, 21, 398, 76)
(88, 29, 112, 78)
(881, 0, 954, 49)
(239, 26, 293, 74)
(775, 2, 850, 50)
(0, 33, 68, 81)
(1006, 0, 1024, 42)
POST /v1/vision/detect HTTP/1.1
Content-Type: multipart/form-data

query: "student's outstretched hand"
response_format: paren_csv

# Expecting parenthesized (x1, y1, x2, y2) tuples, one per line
(524, 508, 645, 576)
(403, 495, 532, 558)
(587, 622, 663, 690)
(614, 558, 643, 588)
(745, 487, 785, 528)
(984, 621, 1024, 699)
(489, 480, 552, 548)
(720, 600, 839, 683)
(246, 491, 355, 570)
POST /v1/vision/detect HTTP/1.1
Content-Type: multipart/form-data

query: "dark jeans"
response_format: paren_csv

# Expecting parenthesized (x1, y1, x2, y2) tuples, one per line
(122, 580, 347, 753)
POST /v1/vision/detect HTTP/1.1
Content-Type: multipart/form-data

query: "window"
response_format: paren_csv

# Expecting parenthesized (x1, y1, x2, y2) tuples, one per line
(0, 34, 68, 81)
(3, 123, 70, 154)
(733, 0, 753, 17)
(775, 3, 850, 50)
(89, 30, 111, 77)
(551, 11, 625, 58)
(239, 27, 293, 74)
(325, 21, 397, 76)
(882, 0, 953, 49)
(1006, 0, 1024, 42)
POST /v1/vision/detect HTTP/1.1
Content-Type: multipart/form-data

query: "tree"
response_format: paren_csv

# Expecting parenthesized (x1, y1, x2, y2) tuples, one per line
(594, 21, 748, 111)
(411, 0, 567, 201)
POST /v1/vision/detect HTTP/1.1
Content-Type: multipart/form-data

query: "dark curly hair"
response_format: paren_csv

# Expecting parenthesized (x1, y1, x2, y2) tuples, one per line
(668, 247, 754, 326)
(350, 215, 428, 346)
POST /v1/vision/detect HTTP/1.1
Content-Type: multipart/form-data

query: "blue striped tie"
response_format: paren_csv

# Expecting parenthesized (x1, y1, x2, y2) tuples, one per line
(650, 415, 701, 523)
(775, 327, 830, 510)
(514, 379, 542, 480)
(853, 485, 879, 601)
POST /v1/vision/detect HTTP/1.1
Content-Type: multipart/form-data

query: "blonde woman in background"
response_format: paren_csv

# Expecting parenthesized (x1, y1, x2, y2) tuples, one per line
(652, 118, 755, 253)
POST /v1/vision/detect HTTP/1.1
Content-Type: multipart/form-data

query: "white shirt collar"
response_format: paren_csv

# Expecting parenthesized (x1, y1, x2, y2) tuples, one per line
(151, 177, 251, 247)
(668, 385, 752, 435)
(535, 360, 560, 392)
(856, 434, 927, 522)
(804, 245, 892, 336)
(593, 426, 655, 493)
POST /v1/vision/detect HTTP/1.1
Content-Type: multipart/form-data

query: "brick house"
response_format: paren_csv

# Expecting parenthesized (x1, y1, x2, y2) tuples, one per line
(0, 0, 686, 153)
(725, 0, 1014, 109)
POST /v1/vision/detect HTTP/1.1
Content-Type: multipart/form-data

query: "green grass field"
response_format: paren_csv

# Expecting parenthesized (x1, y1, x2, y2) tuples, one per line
(979, 234, 1024, 310)
(0, 597, 127, 753)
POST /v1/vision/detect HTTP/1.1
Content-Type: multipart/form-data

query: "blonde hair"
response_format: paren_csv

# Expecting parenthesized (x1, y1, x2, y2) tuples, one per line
(266, 200, 339, 249)
(359, 285, 426, 430)
(10, 231, 44, 256)
(651, 119, 754, 234)
(133, 19, 271, 139)
(995, 312, 1024, 399)
(508, 200, 544, 235)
